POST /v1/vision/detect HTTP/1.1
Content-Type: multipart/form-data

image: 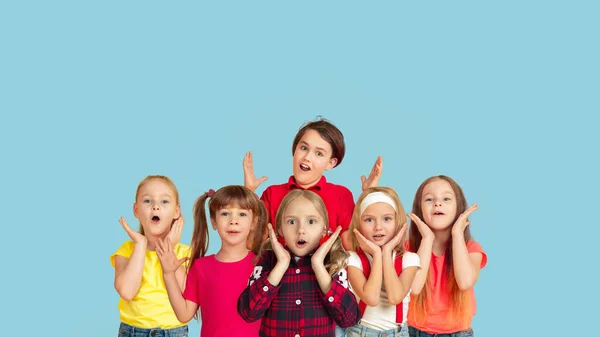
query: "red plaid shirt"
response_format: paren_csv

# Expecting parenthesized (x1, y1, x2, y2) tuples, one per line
(237, 249, 360, 337)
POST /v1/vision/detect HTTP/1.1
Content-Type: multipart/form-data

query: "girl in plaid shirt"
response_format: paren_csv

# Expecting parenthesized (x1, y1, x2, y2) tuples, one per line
(238, 189, 361, 337)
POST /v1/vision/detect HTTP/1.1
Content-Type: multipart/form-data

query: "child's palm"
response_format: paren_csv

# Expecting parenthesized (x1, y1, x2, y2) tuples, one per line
(156, 238, 188, 274)
(268, 223, 290, 264)
(243, 152, 268, 192)
(353, 229, 380, 256)
(119, 217, 147, 245)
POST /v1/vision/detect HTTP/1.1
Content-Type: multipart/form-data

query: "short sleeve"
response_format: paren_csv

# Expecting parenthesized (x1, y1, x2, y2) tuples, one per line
(174, 243, 191, 267)
(110, 241, 134, 268)
(401, 252, 421, 270)
(337, 188, 355, 231)
(260, 188, 272, 224)
(467, 240, 487, 269)
(346, 251, 364, 271)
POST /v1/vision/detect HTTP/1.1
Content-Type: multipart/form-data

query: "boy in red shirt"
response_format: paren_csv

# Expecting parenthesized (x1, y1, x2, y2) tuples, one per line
(243, 117, 382, 249)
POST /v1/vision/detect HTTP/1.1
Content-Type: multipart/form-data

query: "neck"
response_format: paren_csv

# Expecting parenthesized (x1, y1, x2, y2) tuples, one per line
(432, 228, 452, 256)
(294, 175, 321, 189)
(215, 242, 249, 262)
(145, 233, 168, 251)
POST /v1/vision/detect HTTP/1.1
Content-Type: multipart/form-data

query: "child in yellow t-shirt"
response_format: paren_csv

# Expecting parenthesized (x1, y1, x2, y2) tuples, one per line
(110, 175, 190, 337)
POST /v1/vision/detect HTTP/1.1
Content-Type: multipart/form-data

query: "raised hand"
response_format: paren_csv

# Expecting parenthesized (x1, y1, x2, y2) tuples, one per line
(353, 229, 381, 256)
(119, 216, 147, 246)
(407, 213, 434, 241)
(311, 226, 342, 266)
(268, 223, 290, 266)
(243, 151, 268, 192)
(167, 216, 184, 247)
(156, 237, 189, 275)
(382, 223, 407, 254)
(452, 204, 478, 235)
(361, 156, 383, 191)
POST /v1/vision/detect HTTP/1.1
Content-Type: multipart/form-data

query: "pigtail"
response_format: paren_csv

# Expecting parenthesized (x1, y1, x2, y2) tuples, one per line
(325, 235, 349, 277)
(189, 192, 210, 270)
(248, 199, 268, 256)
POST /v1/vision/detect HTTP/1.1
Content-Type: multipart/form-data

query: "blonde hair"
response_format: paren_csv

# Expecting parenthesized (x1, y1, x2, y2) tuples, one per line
(349, 186, 408, 256)
(257, 190, 348, 276)
(135, 175, 180, 235)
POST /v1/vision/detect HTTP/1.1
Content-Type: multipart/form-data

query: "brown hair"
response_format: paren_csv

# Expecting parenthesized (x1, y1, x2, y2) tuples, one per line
(409, 175, 471, 325)
(291, 117, 345, 168)
(257, 190, 349, 276)
(349, 187, 408, 256)
(135, 175, 180, 235)
(190, 185, 266, 266)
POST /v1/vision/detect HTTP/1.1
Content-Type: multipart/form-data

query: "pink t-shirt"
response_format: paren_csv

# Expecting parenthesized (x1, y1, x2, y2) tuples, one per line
(183, 252, 260, 337)
(408, 240, 487, 334)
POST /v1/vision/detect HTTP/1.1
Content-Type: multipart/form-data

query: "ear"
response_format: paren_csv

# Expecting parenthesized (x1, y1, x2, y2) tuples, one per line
(133, 203, 139, 218)
(251, 216, 258, 231)
(210, 217, 217, 230)
(175, 204, 181, 220)
(325, 157, 338, 171)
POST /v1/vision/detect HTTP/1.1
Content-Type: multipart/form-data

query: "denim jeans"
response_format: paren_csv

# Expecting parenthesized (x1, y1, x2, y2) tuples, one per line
(346, 323, 408, 337)
(118, 322, 188, 337)
(408, 326, 473, 337)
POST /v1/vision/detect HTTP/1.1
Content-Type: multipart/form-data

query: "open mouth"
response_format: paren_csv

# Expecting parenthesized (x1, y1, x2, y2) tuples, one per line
(296, 239, 307, 248)
(299, 163, 310, 172)
(433, 211, 445, 215)
(151, 216, 161, 223)
(373, 234, 385, 241)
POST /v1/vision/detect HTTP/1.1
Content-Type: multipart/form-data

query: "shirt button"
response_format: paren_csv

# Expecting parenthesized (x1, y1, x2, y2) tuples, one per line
(295, 299, 301, 305)
(328, 296, 334, 302)
(263, 286, 269, 292)
(296, 268, 300, 274)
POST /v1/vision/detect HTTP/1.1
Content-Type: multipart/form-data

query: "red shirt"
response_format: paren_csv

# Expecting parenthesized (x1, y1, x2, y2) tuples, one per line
(237, 249, 361, 337)
(261, 176, 355, 233)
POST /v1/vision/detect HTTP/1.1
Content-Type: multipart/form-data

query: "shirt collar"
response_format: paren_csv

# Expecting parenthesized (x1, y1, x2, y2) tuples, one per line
(286, 175, 327, 191)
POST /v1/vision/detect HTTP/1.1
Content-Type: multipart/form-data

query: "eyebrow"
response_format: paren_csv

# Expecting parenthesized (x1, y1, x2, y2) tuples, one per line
(140, 194, 173, 199)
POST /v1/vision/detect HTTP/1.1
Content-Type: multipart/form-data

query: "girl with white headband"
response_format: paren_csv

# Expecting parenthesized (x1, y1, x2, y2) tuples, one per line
(346, 187, 421, 337)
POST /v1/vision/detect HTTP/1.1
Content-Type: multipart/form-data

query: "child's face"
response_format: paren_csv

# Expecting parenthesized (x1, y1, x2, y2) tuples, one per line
(420, 179, 457, 231)
(359, 202, 397, 246)
(292, 129, 337, 188)
(280, 197, 326, 257)
(213, 205, 255, 248)
(134, 179, 180, 238)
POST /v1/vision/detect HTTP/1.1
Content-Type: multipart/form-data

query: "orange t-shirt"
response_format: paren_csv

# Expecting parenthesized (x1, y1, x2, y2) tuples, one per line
(408, 240, 487, 334)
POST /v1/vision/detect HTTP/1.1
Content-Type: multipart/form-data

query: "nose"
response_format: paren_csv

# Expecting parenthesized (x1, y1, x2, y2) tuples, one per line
(229, 214, 239, 225)
(297, 223, 306, 234)
(373, 219, 382, 231)
(152, 203, 160, 211)
(434, 198, 442, 207)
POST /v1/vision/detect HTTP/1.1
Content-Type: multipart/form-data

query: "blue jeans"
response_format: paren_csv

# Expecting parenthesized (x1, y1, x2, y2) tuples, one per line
(118, 322, 188, 337)
(347, 323, 408, 337)
(408, 326, 473, 337)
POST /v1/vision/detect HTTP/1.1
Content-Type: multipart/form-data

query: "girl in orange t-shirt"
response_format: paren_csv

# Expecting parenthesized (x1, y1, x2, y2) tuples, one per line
(407, 175, 488, 337)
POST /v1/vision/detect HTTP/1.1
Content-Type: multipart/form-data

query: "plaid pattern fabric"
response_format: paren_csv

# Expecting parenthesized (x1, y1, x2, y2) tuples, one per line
(238, 249, 360, 337)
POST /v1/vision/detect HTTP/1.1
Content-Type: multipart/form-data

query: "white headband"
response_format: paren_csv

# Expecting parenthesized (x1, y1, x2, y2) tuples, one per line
(359, 192, 397, 215)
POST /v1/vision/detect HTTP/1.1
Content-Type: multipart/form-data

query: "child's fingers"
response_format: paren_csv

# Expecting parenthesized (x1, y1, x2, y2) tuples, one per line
(177, 257, 189, 267)
(119, 217, 133, 233)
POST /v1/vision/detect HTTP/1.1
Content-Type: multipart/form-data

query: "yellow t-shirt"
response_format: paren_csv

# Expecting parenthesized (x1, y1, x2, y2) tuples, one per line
(110, 241, 190, 329)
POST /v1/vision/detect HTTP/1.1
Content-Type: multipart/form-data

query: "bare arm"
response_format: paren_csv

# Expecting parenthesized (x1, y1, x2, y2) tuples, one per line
(451, 204, 482, 290)
(382, 252, 418, 305)
(347, 230, 384, 306)
(163, 270, 198, 323)
(156, 238, 197, 323)
(407, 214, 434, 295)
(114, 243, 146, 301)
(452, 234, 483, 290)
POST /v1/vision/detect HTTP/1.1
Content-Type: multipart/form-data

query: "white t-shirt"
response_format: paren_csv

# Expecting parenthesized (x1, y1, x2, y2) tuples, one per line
(347, 251, 420, 330)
